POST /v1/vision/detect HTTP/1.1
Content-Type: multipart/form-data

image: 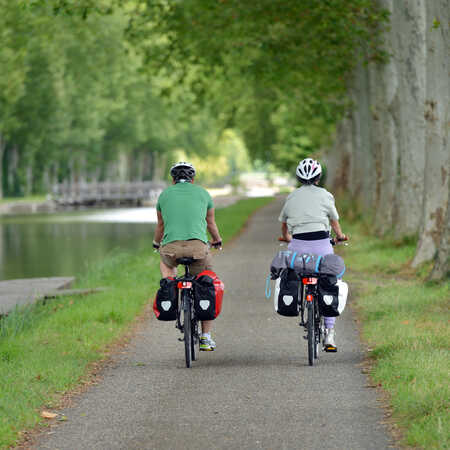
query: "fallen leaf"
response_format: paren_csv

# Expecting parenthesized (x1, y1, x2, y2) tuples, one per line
(41, 411, 57, 419)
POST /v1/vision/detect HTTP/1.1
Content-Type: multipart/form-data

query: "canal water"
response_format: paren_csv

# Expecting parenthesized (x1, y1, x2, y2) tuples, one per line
(0, 208, 157, 280)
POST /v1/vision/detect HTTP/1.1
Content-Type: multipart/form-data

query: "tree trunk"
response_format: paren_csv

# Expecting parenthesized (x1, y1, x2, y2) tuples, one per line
(25, 163, 33, 196)
(325, 116, 353, 194)
(0, 134, 4, 199)
(349, 59, 374, 208)
(148, 150, 155, 181)
(7, 145, 19, 196)
(413, 0, 450, 269)
(429, 179, 450, 280)
(370, 0, 400, 234)
(391, 1, 427, 237)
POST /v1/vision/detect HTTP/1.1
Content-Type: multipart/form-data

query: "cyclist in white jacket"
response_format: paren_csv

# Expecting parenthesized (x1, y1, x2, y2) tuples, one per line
(279, 158, 347, 351)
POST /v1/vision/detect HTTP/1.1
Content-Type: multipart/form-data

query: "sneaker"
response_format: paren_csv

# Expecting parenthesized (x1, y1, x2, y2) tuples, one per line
(199, 336, 216, 351)
(324, 328, 337, 352)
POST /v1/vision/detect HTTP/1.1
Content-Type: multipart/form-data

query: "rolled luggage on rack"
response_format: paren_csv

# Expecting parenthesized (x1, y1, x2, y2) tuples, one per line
(269, 251, 348, 317)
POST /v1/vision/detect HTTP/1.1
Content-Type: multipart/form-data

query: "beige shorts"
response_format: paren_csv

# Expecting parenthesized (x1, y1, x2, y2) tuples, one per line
(160, 240, 212, 276)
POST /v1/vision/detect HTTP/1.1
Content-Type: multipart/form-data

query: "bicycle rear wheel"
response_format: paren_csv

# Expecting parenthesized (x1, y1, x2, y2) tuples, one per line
(191, 317, 197, 361)
(307, 302, 315, 366)
(314, 302, 320, 360)
(183, 293, 192, 368)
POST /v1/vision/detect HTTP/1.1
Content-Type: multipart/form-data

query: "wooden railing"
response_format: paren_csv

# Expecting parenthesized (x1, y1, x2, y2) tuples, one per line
(52, 181, 167, 206)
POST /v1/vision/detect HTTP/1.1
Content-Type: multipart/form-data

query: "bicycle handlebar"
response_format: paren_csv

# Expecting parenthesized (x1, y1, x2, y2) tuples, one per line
(209, 241, 223, 249)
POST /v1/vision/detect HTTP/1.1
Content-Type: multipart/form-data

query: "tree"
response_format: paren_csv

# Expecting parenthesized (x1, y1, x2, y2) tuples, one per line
(413, 0, 449, 273)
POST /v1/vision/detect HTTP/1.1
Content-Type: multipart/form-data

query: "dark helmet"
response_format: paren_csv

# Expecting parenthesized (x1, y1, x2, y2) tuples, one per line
(170, 161, 196, 182)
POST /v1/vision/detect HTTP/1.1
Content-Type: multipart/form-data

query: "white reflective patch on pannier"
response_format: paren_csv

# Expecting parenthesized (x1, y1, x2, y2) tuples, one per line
(199, 300, 210, 310)
(283, 295, 294, 306)
(337, 280, 348, 314)
(323, 295, 334, 305)
(161, 301, 172, 311)
(274, 278, 280, 311)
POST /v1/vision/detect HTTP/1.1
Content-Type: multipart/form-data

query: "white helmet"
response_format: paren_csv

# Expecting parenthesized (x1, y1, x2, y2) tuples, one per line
(170, 161, 196, 182)
(295, 158, 322, 183)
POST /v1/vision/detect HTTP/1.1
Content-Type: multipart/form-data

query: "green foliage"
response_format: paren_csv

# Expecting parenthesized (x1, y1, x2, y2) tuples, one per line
(133, 0, 389, 166)
(0, 0, 390, 196)
(0, 1, 237, 197)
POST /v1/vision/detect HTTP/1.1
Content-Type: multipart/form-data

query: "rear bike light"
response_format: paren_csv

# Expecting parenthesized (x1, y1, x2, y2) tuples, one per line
(302, 277, 318, 285)
(177, 281, 192, 289)
(306, 294, 314, 302)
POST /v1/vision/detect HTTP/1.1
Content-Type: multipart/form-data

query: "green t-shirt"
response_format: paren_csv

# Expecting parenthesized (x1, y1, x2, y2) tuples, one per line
(156, 182, 214, 245)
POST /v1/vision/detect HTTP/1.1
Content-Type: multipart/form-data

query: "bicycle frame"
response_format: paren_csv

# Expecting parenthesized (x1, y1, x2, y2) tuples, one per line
(175, 262, 200, 368)
(299, 275, 324, 366)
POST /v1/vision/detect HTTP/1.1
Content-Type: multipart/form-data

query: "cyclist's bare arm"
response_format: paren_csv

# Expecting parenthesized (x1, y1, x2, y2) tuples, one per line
(206, 208, 222, 246)
(153, 211, 164, 248)
(330, 219, 347, 241)
(280, 222, 292, 242)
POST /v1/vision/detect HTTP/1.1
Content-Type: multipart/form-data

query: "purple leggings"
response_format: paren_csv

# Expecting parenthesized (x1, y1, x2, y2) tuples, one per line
(288, 238, 336, 329)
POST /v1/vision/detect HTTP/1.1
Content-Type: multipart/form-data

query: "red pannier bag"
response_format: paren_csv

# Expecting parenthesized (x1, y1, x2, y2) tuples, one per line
(153, 277, 178, 321)
(193, 270, 224, 320)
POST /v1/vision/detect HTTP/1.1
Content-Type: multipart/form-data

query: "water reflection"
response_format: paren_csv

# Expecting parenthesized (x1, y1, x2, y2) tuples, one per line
(0, 208, 157, 280)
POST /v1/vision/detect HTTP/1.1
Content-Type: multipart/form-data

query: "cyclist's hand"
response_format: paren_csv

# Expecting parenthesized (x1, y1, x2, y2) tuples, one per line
(210, 240, 223, 249)
(331, 235, 349, 245)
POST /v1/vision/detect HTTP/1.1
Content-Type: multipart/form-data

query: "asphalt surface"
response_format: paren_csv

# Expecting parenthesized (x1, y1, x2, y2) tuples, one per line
(35, 197, 393, 450)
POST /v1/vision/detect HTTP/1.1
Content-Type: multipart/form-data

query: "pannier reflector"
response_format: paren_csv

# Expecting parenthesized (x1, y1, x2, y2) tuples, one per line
(323, 295, 334, 305)
(199, 300, 210, 310)
(161, 301, 171, 311)
(283, 295, 294, 305)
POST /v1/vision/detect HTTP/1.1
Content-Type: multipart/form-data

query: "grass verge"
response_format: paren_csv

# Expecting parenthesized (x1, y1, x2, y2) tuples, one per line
(339, 218, 449, 449)
(0, 196, 47, 205)
(0, 196, 273, 449)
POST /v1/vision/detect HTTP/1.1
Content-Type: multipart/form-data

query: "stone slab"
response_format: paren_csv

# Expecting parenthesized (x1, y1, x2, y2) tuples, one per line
(0, 277, 75, 315)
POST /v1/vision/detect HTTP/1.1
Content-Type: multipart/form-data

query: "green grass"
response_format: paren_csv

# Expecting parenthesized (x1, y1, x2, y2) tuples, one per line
(0, 195, 47, 205)
(0, 196, 273, 448)
(339, 218, 450, 449)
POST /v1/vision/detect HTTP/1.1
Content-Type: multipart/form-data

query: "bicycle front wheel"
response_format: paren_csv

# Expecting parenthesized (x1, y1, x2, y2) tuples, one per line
(307, 302, 315, 366)
(183, 294, 192, 368)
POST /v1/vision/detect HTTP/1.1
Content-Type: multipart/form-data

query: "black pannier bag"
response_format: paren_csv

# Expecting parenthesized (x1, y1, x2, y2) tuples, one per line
(275, 268, 301, 316)
(193, 270, 224, 321)
(153, 277, 178, 321)
(318, 275, 340, 317)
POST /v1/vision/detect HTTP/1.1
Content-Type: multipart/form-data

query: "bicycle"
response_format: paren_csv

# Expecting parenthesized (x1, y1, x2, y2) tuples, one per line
(169, 241, 222, 368)
(298, 273, 324, 366)
(277, 235, 348, 366)
(175, 256, 199, 368)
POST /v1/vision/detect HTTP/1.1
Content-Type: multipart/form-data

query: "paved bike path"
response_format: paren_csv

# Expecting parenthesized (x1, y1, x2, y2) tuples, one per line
(35, 197, 392, 450)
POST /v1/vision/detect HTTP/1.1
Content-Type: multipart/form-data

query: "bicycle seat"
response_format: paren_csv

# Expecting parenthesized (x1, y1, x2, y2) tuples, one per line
(176, 257, 196, 265)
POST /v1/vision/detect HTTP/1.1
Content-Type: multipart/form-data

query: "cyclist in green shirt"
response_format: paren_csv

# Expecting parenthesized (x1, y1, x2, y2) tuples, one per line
(153, 162, 222, 351)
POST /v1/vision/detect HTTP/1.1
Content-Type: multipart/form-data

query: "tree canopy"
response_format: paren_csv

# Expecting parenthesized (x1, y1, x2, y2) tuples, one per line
(0, 0, 388, 196)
